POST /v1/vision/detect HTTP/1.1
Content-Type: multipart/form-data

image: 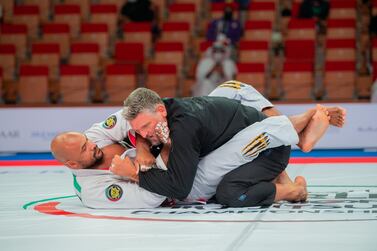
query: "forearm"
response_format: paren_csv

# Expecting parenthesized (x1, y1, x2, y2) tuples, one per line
(262, 107, 281, 117)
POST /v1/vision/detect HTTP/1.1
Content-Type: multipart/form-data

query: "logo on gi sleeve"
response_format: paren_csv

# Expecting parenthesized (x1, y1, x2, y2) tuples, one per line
(106, 184, 123, 201)
(242, 132, 270, 158)
(102, 115, 117, 129)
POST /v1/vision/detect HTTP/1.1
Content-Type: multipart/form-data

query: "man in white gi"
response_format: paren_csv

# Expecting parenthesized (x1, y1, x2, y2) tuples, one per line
(51, 82, 344, 208)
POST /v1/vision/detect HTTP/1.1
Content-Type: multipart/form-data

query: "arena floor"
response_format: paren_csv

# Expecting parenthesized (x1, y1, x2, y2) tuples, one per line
(1, 151, 376, 251)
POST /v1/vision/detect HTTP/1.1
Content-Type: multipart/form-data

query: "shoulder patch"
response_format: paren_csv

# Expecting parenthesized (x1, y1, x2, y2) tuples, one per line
(102, 115, 117, 129)
(106, 184, 123, 202)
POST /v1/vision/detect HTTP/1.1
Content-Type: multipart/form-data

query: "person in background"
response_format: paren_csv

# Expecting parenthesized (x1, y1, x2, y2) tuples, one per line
(119, 0, 160, 41)
(207, 6, 242, 44)
(193, 38, 237, 96)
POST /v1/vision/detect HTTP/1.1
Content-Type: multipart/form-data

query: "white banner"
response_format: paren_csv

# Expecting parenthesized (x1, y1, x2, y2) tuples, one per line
(0, 107, 121, 152)
(0, 104, 376, 152)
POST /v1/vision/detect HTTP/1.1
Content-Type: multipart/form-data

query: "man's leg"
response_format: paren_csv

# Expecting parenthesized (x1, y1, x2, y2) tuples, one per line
(215, 145, 306, 207)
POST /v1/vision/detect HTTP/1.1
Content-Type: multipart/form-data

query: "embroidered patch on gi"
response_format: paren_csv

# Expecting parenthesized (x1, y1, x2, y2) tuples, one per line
(242, 132, 270, 158)
(102, 115, 117, 129)
(106, 184, 123, 202)
(219, 80, 244, 90)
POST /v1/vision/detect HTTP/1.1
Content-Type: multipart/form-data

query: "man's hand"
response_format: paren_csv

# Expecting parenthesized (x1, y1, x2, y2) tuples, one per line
(136, 147, 155, 167)
(155, 121, 170, 145)
(110, 155, 139, 182)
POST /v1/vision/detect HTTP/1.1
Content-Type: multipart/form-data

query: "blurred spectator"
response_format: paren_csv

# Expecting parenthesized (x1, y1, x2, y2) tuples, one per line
(120, 0, 156, 22)
(206, 6, 242, 44)
(370, 15, 377, 36)
(193, 37, 237, 96)
(298, 0, 329, 20)
(120, 0, 160, 40)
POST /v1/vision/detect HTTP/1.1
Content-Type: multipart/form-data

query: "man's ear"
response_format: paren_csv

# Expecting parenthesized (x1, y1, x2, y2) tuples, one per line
(156, 104, 167, 117)
(66, 160, 79, 169)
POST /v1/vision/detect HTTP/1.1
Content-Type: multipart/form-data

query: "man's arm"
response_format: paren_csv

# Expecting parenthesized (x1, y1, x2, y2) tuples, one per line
(138, 120, 201, 200)
(135, 134, 155, 166)
(75, 171, 166, 209)
(85, 110, 132, 148)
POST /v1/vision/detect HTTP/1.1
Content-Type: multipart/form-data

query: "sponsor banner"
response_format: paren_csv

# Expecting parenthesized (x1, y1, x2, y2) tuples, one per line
(0, 103, 376, 152)
(0, 107, 121, 152)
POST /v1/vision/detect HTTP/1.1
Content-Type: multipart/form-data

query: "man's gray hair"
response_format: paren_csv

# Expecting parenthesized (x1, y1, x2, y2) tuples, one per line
(122, 88, 163, 120)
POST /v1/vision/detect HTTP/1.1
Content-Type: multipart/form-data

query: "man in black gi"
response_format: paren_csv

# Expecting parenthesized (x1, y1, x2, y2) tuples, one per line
(111, 87, 334, 207)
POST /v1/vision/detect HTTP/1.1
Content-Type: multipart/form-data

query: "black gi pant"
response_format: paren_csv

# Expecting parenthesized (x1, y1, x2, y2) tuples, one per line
(216, 145, 291, 207)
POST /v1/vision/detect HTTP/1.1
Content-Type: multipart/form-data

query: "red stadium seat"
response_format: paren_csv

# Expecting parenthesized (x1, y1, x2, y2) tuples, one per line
(31, 43, 60, 80)
(153, 42, 185, 71)
(282, 62, 314, 100)
(0, 24, 28, 59)
(325, 39, 356, 61)
(168, 3, 197, 30)
(90, 4, 118, 36)
(236, 63, 266, 94)
(123, 22, 153, 57)
(326, 18, 356, 39)
(80, 23, 109, 58)
(323, 61, 355, 100)
(247, 2, 276, 22)
(284, 39, 315, 63)
(13, 5, 40, 39)
(114, 42, 144, 66)
(42, 24, 71, 58)
(105, 64, 137, 103)
(65, 0, 91, 20)
(59, 65, 90, 103)
(54, 4, 81, 38)
(24, 0, 51, 22)
(18, 65, 49, 103)
(329, 0, 356, 19)
(69, 42, 100, 78)
(160, 22, 191, 50)
(244, 21, 272, 43)
(0, 44, 16, 81)
(146, 64, 178, 97)
(286, 18, 316, 40)
(239, 41, 270, 64)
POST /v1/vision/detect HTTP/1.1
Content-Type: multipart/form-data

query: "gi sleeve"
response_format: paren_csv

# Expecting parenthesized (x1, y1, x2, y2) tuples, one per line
(209, 81, 273, 112)
(77, 174, 166, 209)
(138, 118, 202, 200)
(85, 109, 133, 148)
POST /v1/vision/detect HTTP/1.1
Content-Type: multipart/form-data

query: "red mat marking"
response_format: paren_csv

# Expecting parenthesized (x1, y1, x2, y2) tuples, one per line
(34, 201, 377, 223)
(1, 157, 377, 167)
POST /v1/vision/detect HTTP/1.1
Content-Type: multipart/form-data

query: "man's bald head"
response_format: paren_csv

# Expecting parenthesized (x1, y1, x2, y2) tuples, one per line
(50, 132, 103, 169)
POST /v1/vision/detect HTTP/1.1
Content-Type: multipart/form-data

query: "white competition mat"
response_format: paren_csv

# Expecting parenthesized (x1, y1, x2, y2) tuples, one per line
(1, 162, 377, 251)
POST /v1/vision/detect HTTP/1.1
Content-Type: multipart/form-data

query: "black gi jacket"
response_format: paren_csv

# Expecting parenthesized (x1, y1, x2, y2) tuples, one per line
(139, 96, 267, 199)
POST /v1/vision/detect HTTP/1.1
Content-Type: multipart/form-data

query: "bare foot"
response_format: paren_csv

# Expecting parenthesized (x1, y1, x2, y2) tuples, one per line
(294, 176, 308, 202)
(275, 171, 294, 185)
(288, 107, 316, 133)
(325, 106, 346, 128)
(297, 104, 330, 152)
(275, 183, 306, 203)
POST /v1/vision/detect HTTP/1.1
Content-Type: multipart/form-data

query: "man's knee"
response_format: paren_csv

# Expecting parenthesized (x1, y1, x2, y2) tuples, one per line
(216, 182, 276, 207)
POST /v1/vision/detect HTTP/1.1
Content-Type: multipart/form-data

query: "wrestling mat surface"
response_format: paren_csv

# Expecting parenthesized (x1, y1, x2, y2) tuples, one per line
(1, 150, 376, 251)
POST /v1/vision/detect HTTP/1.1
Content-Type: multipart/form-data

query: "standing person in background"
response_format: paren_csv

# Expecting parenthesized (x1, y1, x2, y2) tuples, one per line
(193, 39, 237, 96)
(207, 6, 243, 45)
